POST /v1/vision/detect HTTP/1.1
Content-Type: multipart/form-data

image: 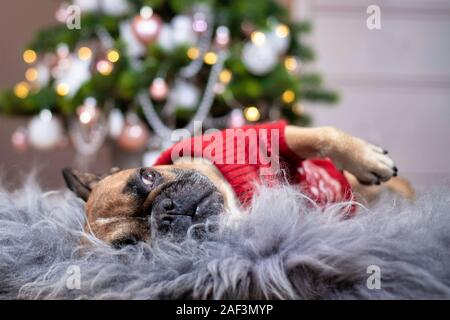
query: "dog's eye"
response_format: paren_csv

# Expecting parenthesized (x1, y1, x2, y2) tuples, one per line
(141, 170, 155, 187)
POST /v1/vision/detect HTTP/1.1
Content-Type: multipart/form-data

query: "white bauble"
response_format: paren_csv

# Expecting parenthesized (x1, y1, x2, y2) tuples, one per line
(28, 110, 63, 150)
(54, 54, 91, 97)
(108, 108, 125, 138)
(74, 0, 100, 13)
(35, 63, 51, 87)
(172, 15, 197, 46)
(242, 42, 277, 75)
(267, 30, 290, 54)
(119, 21, 146, 58)
(101, 0, 129, 16)
(157, 24, 175, 52)
(172, 81, 199, 109)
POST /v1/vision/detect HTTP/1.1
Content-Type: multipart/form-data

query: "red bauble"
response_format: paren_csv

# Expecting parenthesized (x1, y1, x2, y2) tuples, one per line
(131, 13, 163, 44)
(117, 117, 150, 152)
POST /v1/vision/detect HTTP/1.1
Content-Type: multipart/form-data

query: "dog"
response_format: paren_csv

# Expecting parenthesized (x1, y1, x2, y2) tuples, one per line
(63, 121, 414, 248)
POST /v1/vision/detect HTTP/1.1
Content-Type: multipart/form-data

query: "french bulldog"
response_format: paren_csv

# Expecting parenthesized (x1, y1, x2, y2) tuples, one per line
(63, 122, 414, 248)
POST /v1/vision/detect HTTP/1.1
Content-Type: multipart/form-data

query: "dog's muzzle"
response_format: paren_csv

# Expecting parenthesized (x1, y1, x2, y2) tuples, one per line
(149, 171, 224, 240)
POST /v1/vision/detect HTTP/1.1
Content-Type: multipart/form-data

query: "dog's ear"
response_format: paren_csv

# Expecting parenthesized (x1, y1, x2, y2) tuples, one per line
(62, 168, 102, 201)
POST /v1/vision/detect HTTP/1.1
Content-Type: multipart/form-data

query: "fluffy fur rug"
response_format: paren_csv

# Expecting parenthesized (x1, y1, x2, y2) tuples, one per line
(0, 178, 449, 300)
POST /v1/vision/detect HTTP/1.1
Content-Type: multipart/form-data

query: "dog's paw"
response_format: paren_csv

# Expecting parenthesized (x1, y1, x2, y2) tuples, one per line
(334, 138, 398, 186)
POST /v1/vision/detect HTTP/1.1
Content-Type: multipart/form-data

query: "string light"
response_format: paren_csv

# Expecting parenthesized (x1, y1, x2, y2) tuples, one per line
(140, 6, 153, 19)
(107, 49, 120, 63)
(219, 69, 232, 84)
(14, 82, 30, 99)
(282, 90, 296, 104)
(251, 31, 266, 46)
(25, 68, 38, 82)
(244, 106, 261, 122)
(78, 47, 92, 60)
(284, 56, 298, 72)
(275, 24, 290, 38)
(204, 51, 218, 65)
(187, 47, 200, 60)
(23, 49, 37, 64)
(56, 83, 70, 96)
(96, 60, 114, 76)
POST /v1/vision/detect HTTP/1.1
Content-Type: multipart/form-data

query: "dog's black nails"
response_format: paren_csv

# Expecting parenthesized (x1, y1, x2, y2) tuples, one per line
(393, 172, 398, 177)
(383, 150, 389, 154)
(393, 166, 398, 173)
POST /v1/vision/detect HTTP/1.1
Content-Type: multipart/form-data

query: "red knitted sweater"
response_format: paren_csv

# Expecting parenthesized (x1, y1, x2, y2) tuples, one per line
(154, 121, 353, 207)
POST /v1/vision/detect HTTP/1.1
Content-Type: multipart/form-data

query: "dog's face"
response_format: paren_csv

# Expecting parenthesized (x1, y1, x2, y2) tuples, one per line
(63, 164, 227, 248)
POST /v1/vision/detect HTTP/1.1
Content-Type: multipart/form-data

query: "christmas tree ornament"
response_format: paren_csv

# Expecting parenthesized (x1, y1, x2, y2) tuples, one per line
(241, 21, 255, 37)
(28, 109, 63, 150)
(108, 108, 125, 139)
(117, 113, 150, 152)
(53, 54, 91, 97)
(11, 127, 29, 152)
(244, 106, 261, 122)
(267, 28, 290, 55)
(242, 42, 277, 75)
(172, 15, 197, 46)
(172, 81, 200, 109)
(56, 43, 70, 59)
(157, 24, 175, 52)
(119, 21, 146, 58)
(192, 11, 208, 33)
(267, 23, 290, 54)
(96, 59, 114, 76)
(55, 2, 70, 23)
(228, 109, 245, 128)
(101, 0, 129, 17)
(215, 26, 230, 48)
(26, 63, 50, 87)
(132, 7, 163, 45)
(76, 97, 100, 125)
(74, 0, 100, 13)
(150, 77, 169, 101)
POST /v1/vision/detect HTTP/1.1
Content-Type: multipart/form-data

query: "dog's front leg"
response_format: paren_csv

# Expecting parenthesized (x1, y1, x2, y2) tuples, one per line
(285, 125, 397, 185)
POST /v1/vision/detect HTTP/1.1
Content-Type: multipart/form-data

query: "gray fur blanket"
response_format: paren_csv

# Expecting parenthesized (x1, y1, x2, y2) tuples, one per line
(1, 178, 449, 299)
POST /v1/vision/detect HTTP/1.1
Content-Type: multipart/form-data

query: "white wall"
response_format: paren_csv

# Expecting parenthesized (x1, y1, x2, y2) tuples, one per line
(295, 0, 450, 186)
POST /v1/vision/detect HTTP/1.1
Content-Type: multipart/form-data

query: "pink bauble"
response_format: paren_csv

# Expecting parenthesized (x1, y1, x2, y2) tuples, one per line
(131, 13, 163, 44)
(117, 120, 150, 152)
(11, 127, 29, 152)
(150, 77, 169, 101)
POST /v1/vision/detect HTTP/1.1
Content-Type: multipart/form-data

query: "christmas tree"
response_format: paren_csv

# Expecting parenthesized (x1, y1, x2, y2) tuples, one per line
(1, 0, 338, 156)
